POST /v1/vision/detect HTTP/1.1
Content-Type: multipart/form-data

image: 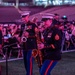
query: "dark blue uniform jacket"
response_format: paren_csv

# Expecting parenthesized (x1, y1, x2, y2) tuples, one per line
(42, 26, 63, 60)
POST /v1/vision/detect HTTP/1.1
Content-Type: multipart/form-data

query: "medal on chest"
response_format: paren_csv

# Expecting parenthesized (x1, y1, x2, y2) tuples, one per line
(47, 32, 52, 38)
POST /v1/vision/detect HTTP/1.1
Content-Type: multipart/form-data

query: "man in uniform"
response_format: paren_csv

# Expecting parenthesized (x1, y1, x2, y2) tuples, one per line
(38, 14, 63, 75)
(19, 11, 37, 75)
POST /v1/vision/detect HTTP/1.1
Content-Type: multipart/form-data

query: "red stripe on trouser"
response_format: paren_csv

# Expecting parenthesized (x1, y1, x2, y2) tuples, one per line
(30, 57, 32, 75)
(44, 60, 54, 75)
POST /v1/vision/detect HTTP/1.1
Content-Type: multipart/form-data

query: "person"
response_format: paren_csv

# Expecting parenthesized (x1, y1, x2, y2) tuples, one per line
(2, 36, 10, 59)
(31, 17, 38, 26)
(53, 13, 60, 25)
(0, 26, 3, 55)
(19, 11, 37, 75)
(38, 14, 63, 75)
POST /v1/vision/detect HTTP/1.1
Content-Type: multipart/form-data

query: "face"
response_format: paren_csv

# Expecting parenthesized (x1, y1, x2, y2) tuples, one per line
(44, 19, 52, 28)
(22, 15, 29, 22)
(54, 15, 59, 20)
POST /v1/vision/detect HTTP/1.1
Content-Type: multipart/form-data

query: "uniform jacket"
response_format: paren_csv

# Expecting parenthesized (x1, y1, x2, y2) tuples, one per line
(21, 21, 37, 50)
(42, 26, 63, 60)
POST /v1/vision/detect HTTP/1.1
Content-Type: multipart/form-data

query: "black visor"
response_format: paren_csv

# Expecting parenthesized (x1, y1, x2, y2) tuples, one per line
(21, 15, 28, 18)
(41, 18, 51, 21)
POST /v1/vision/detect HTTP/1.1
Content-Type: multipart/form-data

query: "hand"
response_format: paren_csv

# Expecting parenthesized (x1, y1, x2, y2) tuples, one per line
(24, 31, 29, 38)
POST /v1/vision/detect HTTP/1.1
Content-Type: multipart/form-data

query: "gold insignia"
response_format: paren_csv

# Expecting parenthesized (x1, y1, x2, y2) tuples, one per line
(51, 44, 55, 49)
(55, 34, 60, 40)
(47, 33, 52, 38)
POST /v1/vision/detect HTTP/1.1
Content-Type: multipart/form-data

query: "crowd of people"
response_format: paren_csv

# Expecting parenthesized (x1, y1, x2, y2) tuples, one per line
(0, 12, 75, 75)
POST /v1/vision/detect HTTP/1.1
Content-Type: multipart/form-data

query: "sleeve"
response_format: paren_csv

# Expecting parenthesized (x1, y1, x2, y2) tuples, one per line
(51, 28, 63, 50)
